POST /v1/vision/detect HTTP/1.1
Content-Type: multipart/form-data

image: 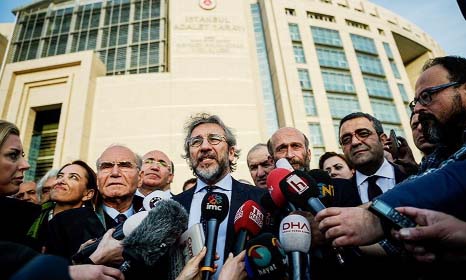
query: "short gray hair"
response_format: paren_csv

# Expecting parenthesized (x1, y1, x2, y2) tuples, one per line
(37, 169, 59, 201)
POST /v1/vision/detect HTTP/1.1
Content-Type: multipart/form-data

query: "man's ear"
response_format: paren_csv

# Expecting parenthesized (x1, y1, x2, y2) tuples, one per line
(380, 133, 388, 144)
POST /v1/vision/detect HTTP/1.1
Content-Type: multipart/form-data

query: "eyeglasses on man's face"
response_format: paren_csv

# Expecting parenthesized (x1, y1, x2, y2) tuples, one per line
(98, 161, 137, 173)
(187, 133, 227, 147)
(143, 158, 170, 170)
(340, 128, 374, 146)
(409, 81, 460, 112)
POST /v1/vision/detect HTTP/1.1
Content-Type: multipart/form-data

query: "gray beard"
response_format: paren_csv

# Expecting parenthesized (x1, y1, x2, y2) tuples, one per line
(194, 160, 228, 184)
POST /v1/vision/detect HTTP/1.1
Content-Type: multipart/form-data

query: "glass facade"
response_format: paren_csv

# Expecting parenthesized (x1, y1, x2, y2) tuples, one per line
(251, 3, 279, 135)
(363, 76, 392, 98)
(350, 34, 378, 54)
(322, 70, 355, 93)
(11, 0, 167, 75)
(327, 94, 360, 119)
(316, 47, 348, 69)
(311, 26, 342, 47)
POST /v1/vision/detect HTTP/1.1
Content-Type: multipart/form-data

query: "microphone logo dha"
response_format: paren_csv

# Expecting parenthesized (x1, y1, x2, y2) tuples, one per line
(206, 193, 223, 211)
(285, 173, 309, 195)
(249, 205, 264, 228)
(281, 221, 311, 234)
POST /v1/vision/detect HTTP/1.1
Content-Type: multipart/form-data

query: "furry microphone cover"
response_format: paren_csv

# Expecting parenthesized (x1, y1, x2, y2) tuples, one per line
(122, 199, 188, 267)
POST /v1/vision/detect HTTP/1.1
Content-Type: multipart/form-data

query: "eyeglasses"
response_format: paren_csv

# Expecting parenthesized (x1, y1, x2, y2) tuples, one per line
(98, 161, 137, 173)
(187, 134, 226, 147)
(340, 129, 374, 146)
(143, 158, 170, 170)
(409, 81, 460, 112)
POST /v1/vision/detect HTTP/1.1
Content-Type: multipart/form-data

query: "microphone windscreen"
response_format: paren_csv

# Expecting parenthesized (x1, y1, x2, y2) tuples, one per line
(275, 158, 294, 171)
(266, 168, 290, 208)
(201, 192, 229, 222)
(279, 169, 319, 209)
(123, 211, 148, 236)
(244, 233, 289, 280)
(143, 190, 171, 210)
(122, 199, 188, 267)
(279, 214, 311, 253)
(234, 200, 264, 235)
(308, 169, 335, 207)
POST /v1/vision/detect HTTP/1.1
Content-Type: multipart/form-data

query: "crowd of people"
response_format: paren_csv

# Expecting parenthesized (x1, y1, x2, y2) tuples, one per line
(1, 55, 466, 279)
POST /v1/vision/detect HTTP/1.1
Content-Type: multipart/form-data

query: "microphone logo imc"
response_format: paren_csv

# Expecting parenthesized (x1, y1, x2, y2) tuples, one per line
(206, 193, 224, 211)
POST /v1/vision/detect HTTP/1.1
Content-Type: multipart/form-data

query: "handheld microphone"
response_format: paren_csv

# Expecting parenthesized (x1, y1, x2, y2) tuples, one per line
(71, 211, 148, 264)
(200, 192, 229, 280)
(244, 232, 289, 280)
(120, 199, 188, 272)
(279, 214, 311, 280)
(142, 190, 171, 210)
(233, 200, 264, 255)
(266, 168, 298, 212)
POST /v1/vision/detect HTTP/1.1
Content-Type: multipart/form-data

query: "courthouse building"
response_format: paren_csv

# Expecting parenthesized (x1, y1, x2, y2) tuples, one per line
(0, 0, 444, 191)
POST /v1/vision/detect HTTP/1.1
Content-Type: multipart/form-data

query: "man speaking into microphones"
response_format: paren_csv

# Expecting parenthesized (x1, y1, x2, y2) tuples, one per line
(173, 113, 266, 279)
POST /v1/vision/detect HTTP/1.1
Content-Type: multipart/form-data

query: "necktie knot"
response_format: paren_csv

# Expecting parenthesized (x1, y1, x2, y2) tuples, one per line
(205, 185, 218, 193)
(367, 175, 382, 201)
(115, 213, 127, 224)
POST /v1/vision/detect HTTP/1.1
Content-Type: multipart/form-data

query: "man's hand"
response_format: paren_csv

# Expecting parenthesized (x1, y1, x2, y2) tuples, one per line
(176, 246, 207, 280)
(392, 207, 466, 262)
(315, 206, 384, 246)
(218, 251, 247, 280)
(69, 264, 124, 280)
(89, 228, 124, 265)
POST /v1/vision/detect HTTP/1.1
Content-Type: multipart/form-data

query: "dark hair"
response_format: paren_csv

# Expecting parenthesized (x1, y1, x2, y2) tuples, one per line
(318, 152, 354, 170)
(422, 56, 466, 84)
(182, 113, 240, 171)
(58, 160, 98, 207)
(339, 112, 384, 139)
(182, 177, 197, 191)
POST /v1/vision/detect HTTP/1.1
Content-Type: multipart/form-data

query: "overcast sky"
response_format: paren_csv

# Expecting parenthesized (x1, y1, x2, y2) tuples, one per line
(1, 0, 465, 56)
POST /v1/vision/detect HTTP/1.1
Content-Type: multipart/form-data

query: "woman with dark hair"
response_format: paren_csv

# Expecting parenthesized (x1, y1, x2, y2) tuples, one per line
(319, 152, 354, 179)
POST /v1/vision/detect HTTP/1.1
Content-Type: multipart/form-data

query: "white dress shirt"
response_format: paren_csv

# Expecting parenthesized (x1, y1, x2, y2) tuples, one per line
(356, 158, 396, 203)
(188, 174, 233, 280)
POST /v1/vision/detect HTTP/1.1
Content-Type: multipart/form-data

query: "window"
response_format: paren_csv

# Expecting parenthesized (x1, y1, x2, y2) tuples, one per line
(309, 123, 325, 160)
(285, 8, 296, 16)
(363, 76, 392, 99)
(370, 99, 400, 123)
(390, 61, 401, 79)
(307, 12, 335, 22)
(298, 69, 312, 89)
(397, 83, 410, 103)
(322, 70, 355, 93)
(316, 47, 348, 69)
(25, 108, 61, 181)
(350, 34, 377, 54)
(383, 42, 394, 59)
(289, 23, 301, 41)
(356, 53, 385, 76)
(303, 92, 317, 116)
(327, 94, 360, 118)
(293, 43, 306, 63)
(311, 26, 342, 47)
(346, 19, 369, 30)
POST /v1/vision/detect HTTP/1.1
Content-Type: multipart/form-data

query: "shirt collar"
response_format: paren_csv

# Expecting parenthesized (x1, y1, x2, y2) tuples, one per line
(103, 204, 134, 220)
(356, 158, 395, 186)
(194, 173, 233, 193)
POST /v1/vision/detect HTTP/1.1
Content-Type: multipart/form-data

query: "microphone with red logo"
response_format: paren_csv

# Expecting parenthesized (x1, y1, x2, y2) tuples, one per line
(200, 192, 229, 280)
(244, 232, 289, 280)
(279, 214, 311, 280)
(266, 168, 298, 212)
(233, 200, 264, 256)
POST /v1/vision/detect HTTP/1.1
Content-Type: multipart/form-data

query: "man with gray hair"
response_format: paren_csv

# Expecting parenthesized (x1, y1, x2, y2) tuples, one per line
(36, 169, 58, 204)
(173, 113, 266, 279)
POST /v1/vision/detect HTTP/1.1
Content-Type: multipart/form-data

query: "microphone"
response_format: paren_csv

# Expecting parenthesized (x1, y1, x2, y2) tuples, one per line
(120, 199, 188, 272)
(233, 200, 264, 255)
(71, 211, 148, 264)
(244, 232, 289, 280)
(142, 190, 171, 210)
(266, 168, 298, 212)
(200, 192, 229, 280)
(279, 214, 311, 280)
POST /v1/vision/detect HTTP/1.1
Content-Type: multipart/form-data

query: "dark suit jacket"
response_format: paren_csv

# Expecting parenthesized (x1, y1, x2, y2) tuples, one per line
(172, 178, 267, 261)
(347, 163, 409, 206)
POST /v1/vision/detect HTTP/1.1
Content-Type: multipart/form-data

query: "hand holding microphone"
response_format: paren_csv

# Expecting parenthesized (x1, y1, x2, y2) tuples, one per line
(233, 200, 264, 255)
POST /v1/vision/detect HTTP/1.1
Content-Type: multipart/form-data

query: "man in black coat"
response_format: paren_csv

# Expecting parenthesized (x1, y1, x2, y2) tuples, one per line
(173, 113, 266, 279)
